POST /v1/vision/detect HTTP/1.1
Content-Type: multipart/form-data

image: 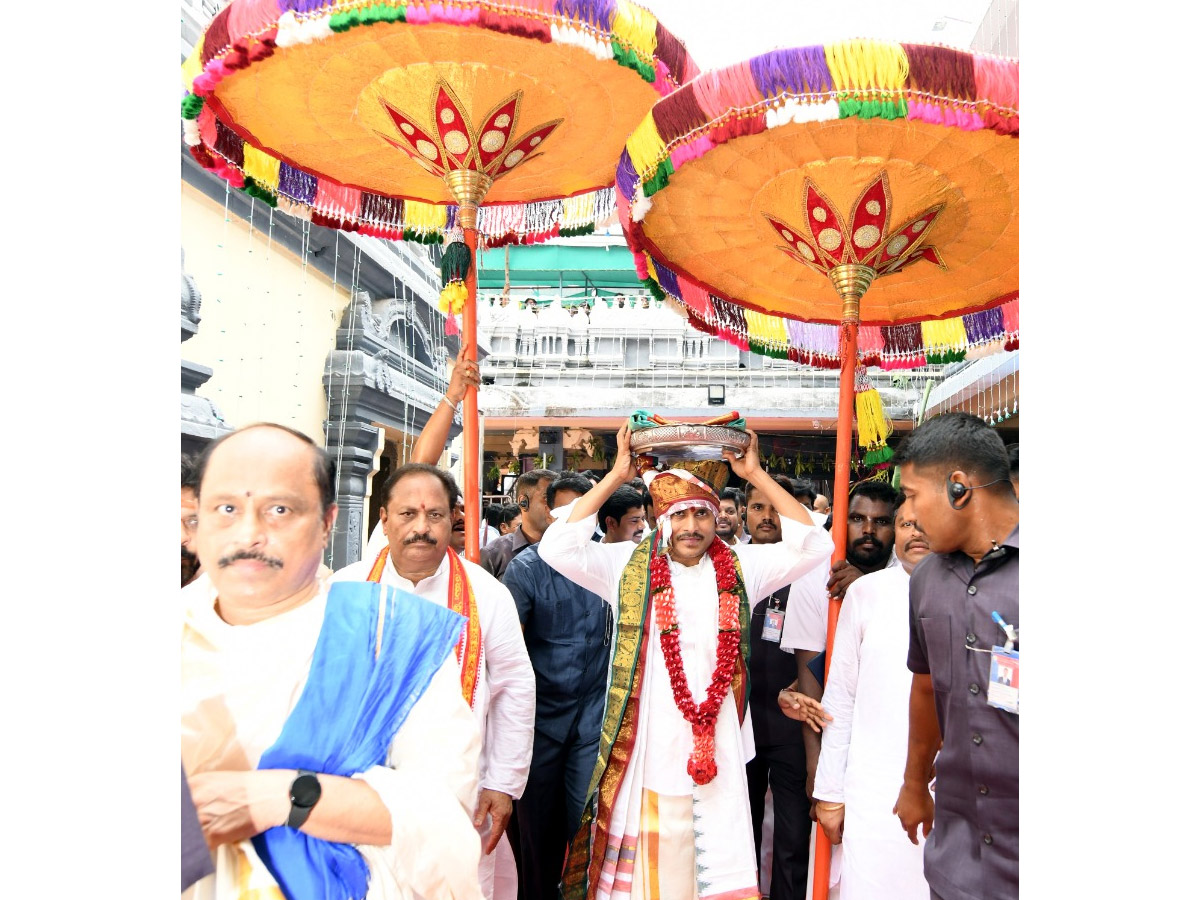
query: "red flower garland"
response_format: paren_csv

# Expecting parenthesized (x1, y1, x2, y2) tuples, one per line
(650, 536, 744, 785)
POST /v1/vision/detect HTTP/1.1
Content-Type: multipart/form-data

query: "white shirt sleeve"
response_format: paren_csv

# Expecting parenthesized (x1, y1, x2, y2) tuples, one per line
(537, 498, 634, 607)
(476, 578, 536, 799)
(354, 657, 486, 900)
(732, 514, 834, 602)
(780, 561, 832, 653)
(812, 584, 867, 804)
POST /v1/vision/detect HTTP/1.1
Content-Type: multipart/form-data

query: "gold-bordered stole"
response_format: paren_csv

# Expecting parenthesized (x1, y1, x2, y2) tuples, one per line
(730, 551, 751, 725)
(562, 532, 654, 900)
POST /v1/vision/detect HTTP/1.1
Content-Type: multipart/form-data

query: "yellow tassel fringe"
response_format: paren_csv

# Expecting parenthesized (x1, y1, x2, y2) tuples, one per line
(824, 39, 909, 96)
(855, 385, 893, 449)
(611, 0, 659, 62)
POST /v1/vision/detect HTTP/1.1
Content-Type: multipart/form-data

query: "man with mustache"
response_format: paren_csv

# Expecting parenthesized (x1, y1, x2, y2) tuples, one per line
(539, 422, 833, 900)
(778, 481, 901, 820)
(331, 462, 536, 900)
(716, 488, 743, 546)
(182, 424, 484, 900)
(451, 493, 469, 556)
(599, 484, 648, 546)
(794, 503, 933, 900)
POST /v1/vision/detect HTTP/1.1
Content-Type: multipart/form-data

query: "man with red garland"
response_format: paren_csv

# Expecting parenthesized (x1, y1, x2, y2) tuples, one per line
(539, 421, 834, 900)
(330, 463, 535, 900)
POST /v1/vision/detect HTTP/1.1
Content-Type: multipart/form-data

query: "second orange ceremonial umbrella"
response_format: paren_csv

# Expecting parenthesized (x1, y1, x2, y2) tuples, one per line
(614, 39, 1018, 896)
(181, 0, 698, 561)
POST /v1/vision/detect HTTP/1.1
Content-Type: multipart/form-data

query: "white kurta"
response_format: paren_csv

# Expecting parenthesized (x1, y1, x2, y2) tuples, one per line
(330, 553, 534, 797)
(538, 503, 833, 897)
(780, 552, 898, 653)
(330, 552, 536, 900)
(181, 579, 484, 900)
(812, 566, 927, 900)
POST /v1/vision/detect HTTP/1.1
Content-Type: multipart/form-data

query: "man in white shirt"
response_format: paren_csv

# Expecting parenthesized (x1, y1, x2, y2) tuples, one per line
(539, 424, 833, 900)
(331, 462, 536, 900)
(778, 481, 902, 809)
(182, 424, 483, 900)
(803, 503, 932, 900)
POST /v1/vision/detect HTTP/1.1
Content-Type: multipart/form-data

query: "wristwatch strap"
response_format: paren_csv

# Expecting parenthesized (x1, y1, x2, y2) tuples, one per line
(287, 770, 321, 830)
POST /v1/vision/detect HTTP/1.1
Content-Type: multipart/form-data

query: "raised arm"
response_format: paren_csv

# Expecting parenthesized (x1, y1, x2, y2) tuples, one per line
(563, 422, 637, 523)
(411, 346, 480, 465)
(730, 431, 833, 599)
(724, 429, 813, 527)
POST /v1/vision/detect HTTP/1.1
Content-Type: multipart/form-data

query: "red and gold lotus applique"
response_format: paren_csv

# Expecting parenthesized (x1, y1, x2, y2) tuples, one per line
(377, 79, 562, 181)
(764, 172, 946, 277)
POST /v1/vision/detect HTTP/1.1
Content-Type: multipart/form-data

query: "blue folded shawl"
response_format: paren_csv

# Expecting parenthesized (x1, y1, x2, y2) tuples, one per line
(251, 581, 466, 900)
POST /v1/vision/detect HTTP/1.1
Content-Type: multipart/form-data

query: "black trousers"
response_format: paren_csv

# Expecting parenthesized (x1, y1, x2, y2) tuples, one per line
(514, 722, 601, 900)
(746, 739, 812, 900)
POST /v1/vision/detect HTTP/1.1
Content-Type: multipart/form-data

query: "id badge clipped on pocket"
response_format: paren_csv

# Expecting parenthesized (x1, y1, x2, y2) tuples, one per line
(762, 606, 785, 643)
(987, 647, 1019, 714)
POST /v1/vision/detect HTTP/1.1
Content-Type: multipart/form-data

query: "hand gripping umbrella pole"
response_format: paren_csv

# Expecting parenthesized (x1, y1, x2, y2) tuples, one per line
(444, 170, 493, 562)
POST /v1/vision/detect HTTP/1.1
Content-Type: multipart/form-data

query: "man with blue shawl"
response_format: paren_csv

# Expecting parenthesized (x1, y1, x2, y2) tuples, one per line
(182, 423, 484, 900)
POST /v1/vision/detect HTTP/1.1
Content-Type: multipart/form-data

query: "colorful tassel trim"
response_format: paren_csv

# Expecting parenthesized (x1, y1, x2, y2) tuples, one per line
(439, 281, 468, 316)
(184, 1, 693, 246)
(329, 2, 407, 32)
(612, 39, 1017, 368)
(826, 40, 909, 121)
(438, 238, 471, 315)
(854, 368, 893, 468)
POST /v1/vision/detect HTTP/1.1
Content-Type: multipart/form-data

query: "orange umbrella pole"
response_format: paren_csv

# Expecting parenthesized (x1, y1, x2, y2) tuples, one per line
(811, 265, 871, 900)
(460, 221, 482, 563)
(444, 171, 493, 565)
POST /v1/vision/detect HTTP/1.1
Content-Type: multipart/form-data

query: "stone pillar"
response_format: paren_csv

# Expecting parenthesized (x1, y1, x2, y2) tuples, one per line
(322, 418, 383, 571)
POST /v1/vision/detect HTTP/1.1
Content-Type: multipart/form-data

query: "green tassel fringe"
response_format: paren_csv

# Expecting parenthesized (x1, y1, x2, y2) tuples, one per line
(641, 277, 665, 302)
(559, 223, 595, 238)
(403, 228, 444, 244)
(331, 3, 405, 32)
(748, 338, 788, 360)
(862, 445, 894, 467)
(612, 42, 656, 83)
(642, 157, 675, 197)
(240, 176, 278, 208)
(181, 93, 205, 120)
(839, 94, 908, 121)
(440, 240, 472, 286)
(924, 347, 966, 366)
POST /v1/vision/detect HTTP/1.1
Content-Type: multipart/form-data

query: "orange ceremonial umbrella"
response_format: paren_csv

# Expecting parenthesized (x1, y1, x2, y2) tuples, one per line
(615, 40, 1018, 896)
(181, 0, 698, 561)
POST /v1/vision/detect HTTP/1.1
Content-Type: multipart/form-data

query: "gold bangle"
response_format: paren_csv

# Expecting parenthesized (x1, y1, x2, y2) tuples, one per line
(816, 802, 845, 811)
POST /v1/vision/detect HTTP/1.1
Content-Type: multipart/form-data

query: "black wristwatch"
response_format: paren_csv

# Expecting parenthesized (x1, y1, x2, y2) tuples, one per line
(287, 770, 322, 829)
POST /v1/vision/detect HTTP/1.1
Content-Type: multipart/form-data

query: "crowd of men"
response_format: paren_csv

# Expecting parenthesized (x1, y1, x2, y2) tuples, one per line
(181, 391, 1018, 900)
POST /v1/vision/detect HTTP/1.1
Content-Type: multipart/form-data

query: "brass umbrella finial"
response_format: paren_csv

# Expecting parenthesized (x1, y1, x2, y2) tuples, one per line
(828, 264, 876, 324)
(376, 79, 563, 227)
(764, 171, 946, 323)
